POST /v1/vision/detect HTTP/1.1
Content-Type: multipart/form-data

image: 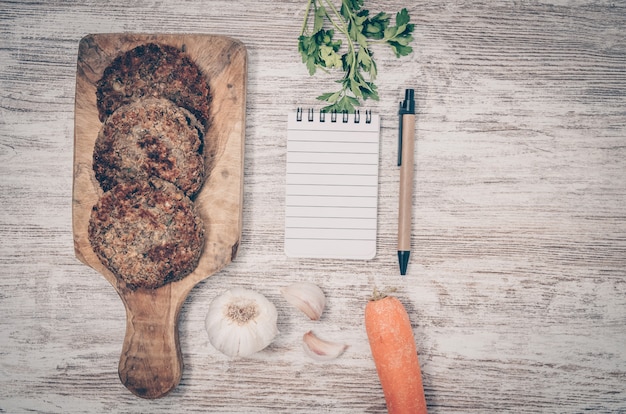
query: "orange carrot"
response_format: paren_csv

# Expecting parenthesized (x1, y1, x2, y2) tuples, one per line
(365, 289, 427, 414)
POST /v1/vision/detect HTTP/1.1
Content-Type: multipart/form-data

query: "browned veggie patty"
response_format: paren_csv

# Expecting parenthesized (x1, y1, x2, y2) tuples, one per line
(96, 42, 211, 131)
(88, 179, 205, 290)
(93, 97, 205, 197)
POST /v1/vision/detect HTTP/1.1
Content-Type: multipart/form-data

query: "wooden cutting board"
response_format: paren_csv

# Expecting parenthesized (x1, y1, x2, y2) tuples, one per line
(72, 33, 247, 399)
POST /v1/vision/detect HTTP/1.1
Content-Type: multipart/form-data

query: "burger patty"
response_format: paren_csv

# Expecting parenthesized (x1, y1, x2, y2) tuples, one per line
(96, 42, 211, 131)
(93, 97, 205, 197)
(88, 178, 205, 290)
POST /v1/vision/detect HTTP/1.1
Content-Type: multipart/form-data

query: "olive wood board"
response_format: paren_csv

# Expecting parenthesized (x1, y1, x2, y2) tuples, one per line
(72, 33, 247, 399)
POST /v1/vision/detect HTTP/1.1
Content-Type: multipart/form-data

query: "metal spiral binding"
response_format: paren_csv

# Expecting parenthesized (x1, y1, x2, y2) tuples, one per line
(295, 108, 373, 124)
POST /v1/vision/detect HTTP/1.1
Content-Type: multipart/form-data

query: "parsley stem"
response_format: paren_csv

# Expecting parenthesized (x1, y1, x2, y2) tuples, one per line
(322, 0, 357, 79)
(300, 0, 315, 36)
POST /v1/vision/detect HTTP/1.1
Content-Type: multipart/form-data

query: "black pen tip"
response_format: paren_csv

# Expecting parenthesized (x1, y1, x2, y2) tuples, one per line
(398, 251, 410, 275)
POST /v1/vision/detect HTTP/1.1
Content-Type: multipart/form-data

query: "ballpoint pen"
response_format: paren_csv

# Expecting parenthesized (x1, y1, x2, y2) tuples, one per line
(397, 89, 416, 275)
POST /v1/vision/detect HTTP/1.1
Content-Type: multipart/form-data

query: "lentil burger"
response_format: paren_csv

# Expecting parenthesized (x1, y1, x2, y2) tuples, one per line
(93, 97, 205, 197)
(96, 43, 212, 131)
(88, 178, 205, 290)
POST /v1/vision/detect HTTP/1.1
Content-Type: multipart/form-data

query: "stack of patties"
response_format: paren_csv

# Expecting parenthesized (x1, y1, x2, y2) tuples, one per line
(88, 43, 211, 290)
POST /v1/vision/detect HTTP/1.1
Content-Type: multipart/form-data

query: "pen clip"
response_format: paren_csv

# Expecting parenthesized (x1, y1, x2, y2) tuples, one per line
(398, 102, 404, 166)
(398, 89, 416, 167)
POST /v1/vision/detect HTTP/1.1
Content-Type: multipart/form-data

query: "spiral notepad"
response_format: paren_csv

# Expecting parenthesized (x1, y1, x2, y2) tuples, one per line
(285, 108, 381, 260)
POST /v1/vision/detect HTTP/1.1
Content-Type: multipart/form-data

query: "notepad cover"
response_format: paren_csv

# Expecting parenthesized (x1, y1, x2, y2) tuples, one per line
(285, 110, 380, 260)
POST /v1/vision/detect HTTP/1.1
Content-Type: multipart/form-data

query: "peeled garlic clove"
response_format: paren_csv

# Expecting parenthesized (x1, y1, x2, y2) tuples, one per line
(205, 287, 278, 358)
(280, 282, 326, 320)
(302, 331, 348, 361)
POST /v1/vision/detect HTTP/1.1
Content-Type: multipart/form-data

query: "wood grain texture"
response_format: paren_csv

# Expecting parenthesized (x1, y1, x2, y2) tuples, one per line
(1, 0, 625, 412)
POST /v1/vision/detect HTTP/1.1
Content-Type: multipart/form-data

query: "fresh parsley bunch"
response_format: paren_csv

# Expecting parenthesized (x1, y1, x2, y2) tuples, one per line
(298, 0, 414, 113)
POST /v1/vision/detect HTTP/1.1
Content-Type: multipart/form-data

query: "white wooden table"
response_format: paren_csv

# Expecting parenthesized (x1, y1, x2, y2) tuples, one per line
(1, 0, 625, 412)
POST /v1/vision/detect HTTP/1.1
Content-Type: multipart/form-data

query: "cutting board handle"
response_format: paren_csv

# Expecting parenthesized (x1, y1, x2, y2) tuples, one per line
(117, 286, 184, 399)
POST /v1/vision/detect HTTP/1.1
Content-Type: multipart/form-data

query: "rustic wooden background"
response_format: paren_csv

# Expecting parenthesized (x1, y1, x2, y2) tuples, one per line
(1, 0, 625, 412)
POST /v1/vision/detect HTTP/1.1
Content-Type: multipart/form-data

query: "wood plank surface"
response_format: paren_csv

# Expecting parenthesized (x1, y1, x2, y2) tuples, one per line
(1, 0, 625, 412)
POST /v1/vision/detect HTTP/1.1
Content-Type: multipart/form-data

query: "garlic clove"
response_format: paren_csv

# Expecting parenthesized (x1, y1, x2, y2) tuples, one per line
(302, 331, 348, 361)
(205, 287, 278, 358)
(280, 282, 326, 320)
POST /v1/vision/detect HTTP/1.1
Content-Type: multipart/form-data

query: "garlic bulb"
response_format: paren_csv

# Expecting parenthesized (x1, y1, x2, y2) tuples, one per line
(280, 282, 326, 320)
(302, 331, 348, 361)
(205, 288, 278, 358)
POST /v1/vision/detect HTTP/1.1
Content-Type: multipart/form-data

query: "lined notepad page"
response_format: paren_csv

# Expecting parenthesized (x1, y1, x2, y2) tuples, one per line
(285, 109, 381, 260)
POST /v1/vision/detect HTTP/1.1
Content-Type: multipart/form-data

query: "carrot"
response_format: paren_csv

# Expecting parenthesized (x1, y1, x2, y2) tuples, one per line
(365, 289, 427, 414)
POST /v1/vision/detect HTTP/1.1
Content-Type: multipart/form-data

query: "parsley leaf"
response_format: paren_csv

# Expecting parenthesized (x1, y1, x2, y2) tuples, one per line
(299, 0, 414, 112)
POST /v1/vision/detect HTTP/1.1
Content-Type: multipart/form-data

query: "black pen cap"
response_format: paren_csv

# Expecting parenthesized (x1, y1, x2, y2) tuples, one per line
(398, 88, 416, 166)
(401, 89, 415, 114)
